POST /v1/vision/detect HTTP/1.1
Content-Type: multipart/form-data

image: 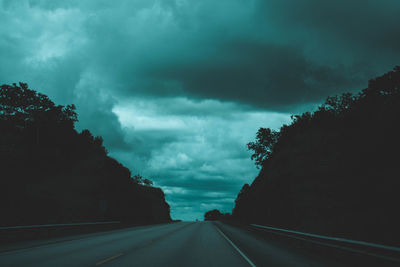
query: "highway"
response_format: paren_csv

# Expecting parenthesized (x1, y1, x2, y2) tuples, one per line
(0, 221, 398, 266)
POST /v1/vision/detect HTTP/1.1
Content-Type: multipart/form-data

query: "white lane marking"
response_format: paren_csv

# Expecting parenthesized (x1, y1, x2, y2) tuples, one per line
(216, 228, 256, 267)
(95, 253, 124, 266)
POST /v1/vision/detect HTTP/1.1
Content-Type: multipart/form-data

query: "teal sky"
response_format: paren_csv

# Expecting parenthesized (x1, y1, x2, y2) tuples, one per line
(1, 0, 400, 220)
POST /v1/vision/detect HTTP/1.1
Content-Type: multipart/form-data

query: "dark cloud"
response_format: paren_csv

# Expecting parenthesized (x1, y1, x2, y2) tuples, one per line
(149, 41, 367, 109)
(256, 0, 400, 53)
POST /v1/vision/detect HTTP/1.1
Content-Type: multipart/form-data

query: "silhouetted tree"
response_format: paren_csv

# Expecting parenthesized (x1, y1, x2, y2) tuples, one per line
(132, 174, 144, 184)
(132, 174, 153, 186)
(0, 83, 171, 226)
(143, 179, 153, 186)
(204, 209, 223, 221)
(235, 184, 250, 206)
(0, 82, 77, 127)
(234, 66, 400, 246)
(247, 128, 280, 167)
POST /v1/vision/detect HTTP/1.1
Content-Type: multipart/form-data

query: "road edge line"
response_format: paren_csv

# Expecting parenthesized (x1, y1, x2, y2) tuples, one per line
(215, 227, 256, 267)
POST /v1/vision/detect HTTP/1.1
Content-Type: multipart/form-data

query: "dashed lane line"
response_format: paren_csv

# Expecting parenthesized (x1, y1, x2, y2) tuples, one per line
(95, 253, 124, 266)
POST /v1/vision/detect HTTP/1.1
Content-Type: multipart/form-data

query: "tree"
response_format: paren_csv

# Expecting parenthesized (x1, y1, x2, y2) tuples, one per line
(204, 209, 223, 221)
(1, 82, 172, 226)
(132, 174, 153, 186)
(143, 179, 153, 186)
(235, 184, 250, 206)
(322, 93, 355, 115)
(0, 82, 77, 127)
(247, 128, 280, 167)
(132, 174, 143, 184)
(233, 66, 400, 246)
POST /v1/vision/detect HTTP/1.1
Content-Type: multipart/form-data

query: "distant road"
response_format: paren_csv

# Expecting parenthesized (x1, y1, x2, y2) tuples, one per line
(0, 221, 398, 266)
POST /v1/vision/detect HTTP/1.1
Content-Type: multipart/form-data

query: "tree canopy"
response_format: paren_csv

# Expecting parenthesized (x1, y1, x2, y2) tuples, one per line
(0, 82, 77, 128)
(0, 83, 170, 226)
(247, 128, 280, 167)
(204, 209, 223, 221)
(234, 66, 400, 246)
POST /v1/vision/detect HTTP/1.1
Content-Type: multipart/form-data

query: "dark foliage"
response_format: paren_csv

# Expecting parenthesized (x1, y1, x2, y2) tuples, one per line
(0, 83, 171, 226)
(204, 209, 231, 221)
(204, 209, 223, 221)
(234, 66, 400, 246)
(247, 128, 280, 167)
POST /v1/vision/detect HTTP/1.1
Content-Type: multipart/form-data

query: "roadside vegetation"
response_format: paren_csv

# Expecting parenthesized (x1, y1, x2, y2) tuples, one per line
(204, 209, 231, 221)
(231, 66, 400, 246)
(0, 83, 171, 226)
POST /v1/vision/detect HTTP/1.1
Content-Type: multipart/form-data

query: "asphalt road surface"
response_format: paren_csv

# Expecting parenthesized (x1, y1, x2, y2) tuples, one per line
(0, 221, 398, 266)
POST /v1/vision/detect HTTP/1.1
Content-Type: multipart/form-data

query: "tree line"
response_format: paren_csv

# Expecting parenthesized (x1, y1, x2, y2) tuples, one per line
(205, 66, 400, 246)
(0, 83, 171, 226)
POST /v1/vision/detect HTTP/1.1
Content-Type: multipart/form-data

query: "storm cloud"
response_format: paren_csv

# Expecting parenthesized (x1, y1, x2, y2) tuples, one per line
(1, 0, 399, 220)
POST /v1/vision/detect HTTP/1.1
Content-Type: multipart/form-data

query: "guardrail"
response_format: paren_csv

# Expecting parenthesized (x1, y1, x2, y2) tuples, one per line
(0, 221, 120, 230)
(251, 224, 400, 263)
(0, 221, 122, 246)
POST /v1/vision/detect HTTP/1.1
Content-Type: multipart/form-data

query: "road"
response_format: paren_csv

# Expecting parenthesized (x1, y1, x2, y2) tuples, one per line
(0, 221, 398, 266)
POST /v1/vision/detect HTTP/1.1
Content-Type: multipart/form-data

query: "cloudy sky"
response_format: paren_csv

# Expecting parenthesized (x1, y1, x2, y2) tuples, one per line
(1, 0, 400, 220)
